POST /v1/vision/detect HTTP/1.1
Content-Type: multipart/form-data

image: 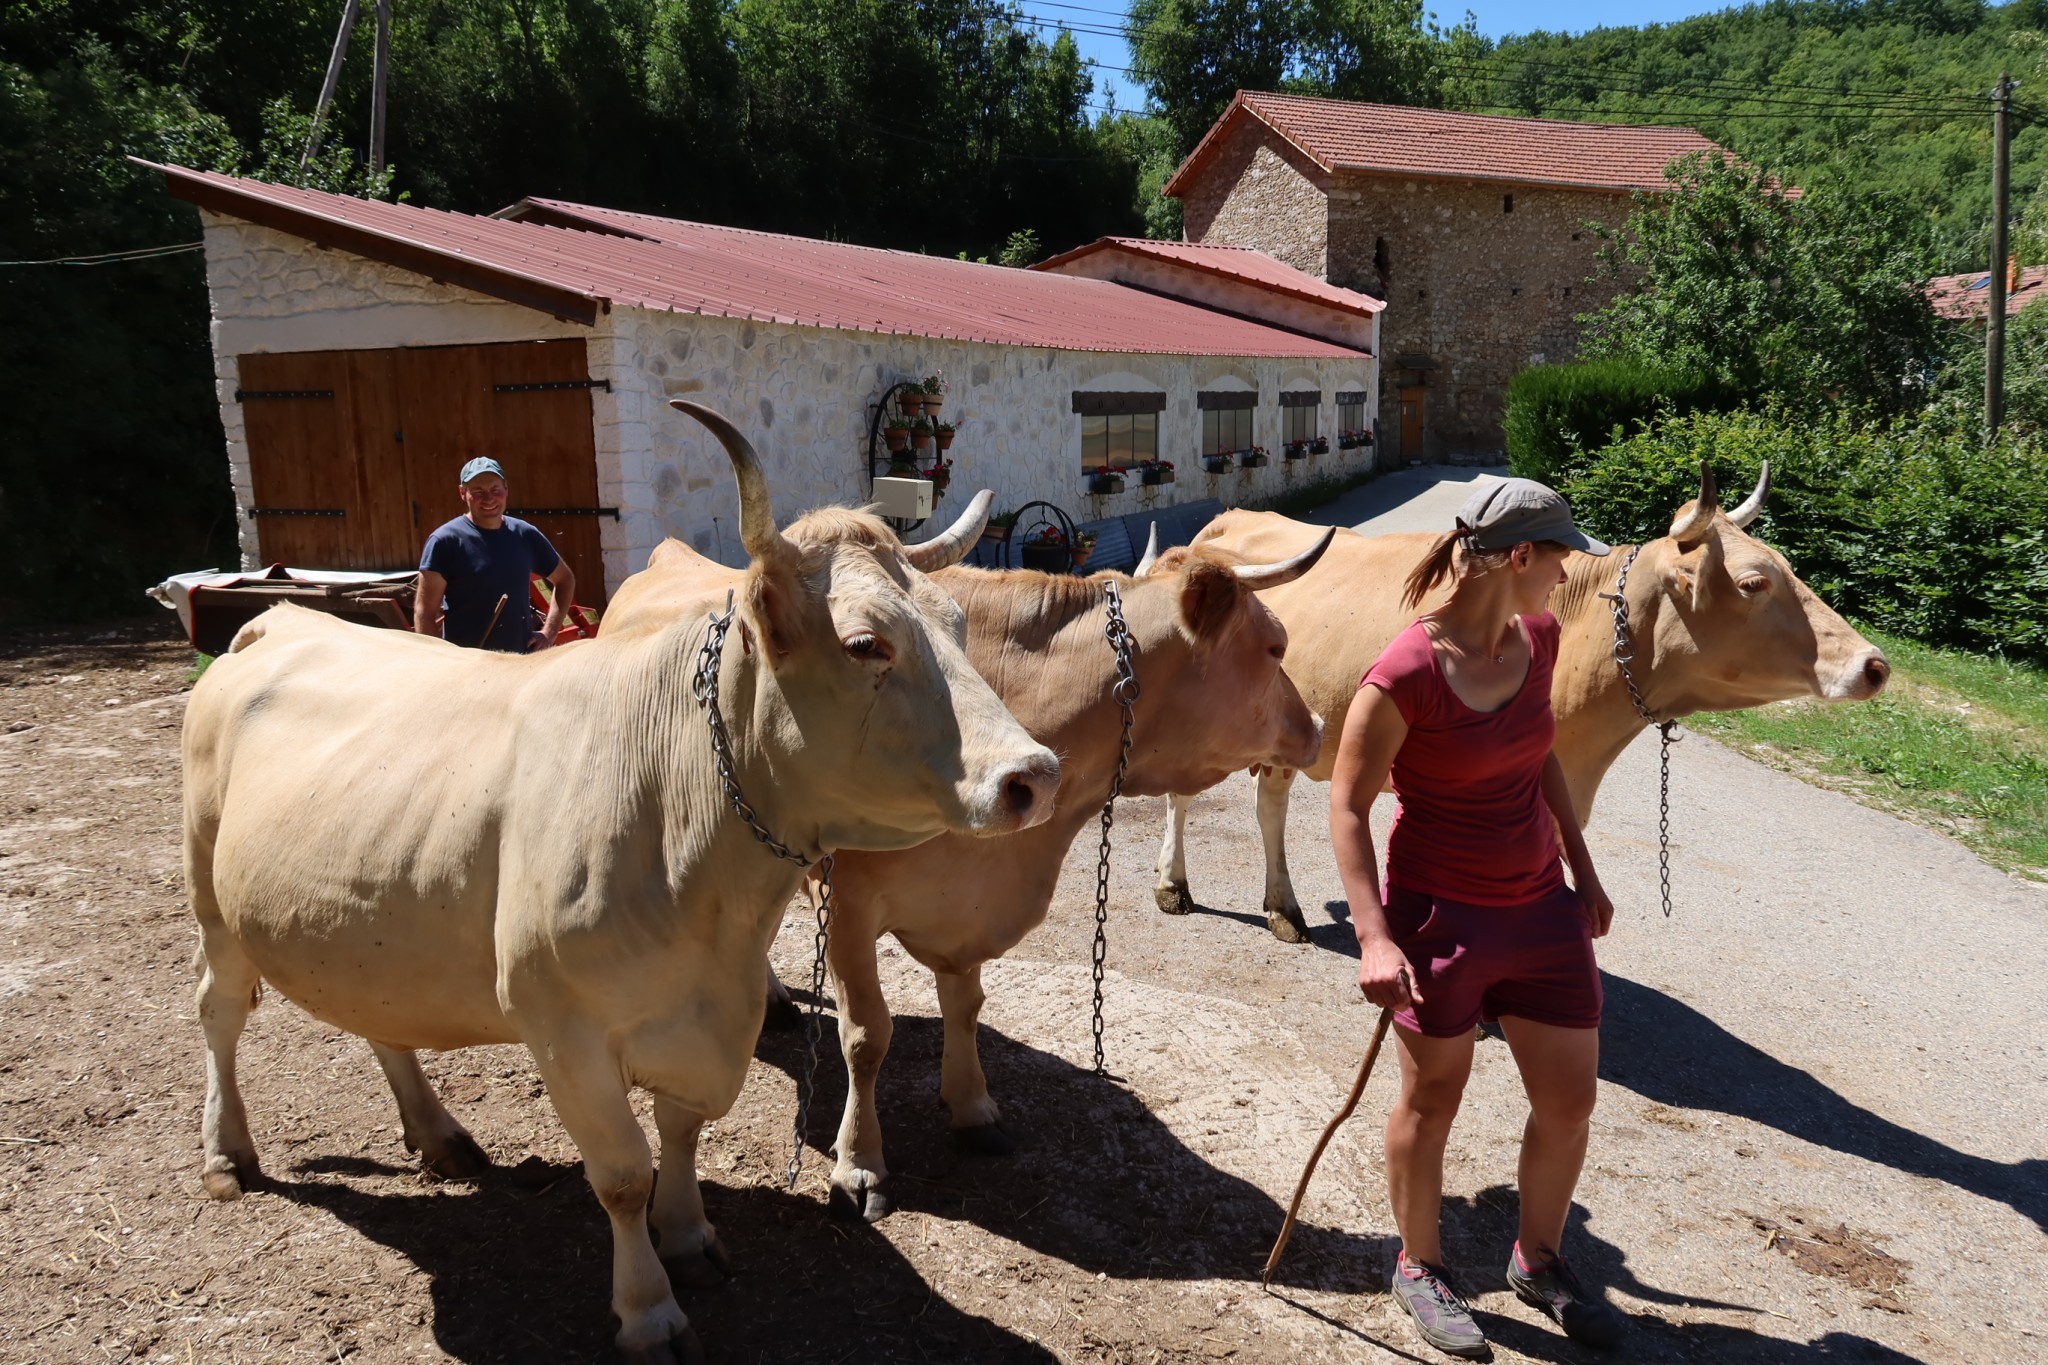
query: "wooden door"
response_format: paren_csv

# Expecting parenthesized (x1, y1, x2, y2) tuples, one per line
(238, 351, 408, 571)
(1398, 385, 1427, 460)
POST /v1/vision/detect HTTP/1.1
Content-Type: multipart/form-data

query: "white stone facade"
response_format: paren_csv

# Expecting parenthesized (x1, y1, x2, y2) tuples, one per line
(203, 213, 1378, 594)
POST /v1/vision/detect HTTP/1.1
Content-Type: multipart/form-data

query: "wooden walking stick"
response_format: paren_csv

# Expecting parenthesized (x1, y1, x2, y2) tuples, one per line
(479, 592, 510, 648)
(1262, 1001, 1397, 1287)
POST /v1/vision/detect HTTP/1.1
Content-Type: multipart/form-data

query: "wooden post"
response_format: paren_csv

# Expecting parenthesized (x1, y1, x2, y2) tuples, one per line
(301, 0, 362, 171)
(1988, 72, 2014, 436)
(369, 0, 393, 175)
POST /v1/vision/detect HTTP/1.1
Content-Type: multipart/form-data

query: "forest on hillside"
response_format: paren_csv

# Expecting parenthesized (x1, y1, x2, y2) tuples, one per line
(2, 0, 2040, 621)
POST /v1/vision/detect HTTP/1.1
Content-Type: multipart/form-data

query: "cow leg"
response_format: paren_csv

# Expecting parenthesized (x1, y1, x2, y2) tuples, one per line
(367, 1043, 490, 1179)
(1258, 766, 1311, 943)
(1154, 791, 1197, 915)
(194, 925, 262, 1201)
(648, 1097, 732, 1289)
(826, 931, 893, 1223)
(532, 1041, 699, 1365)
(935, 965, 1011, 1155)
(761, 959, 802, 1032)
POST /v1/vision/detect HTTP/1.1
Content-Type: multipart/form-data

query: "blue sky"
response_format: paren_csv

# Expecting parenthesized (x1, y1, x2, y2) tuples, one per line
(1012, 1, 1737, 113)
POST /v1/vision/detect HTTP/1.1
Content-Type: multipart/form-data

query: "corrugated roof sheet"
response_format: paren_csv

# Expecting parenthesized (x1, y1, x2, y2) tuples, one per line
(1165, 92, 1726, 197)
(150, 164, 1365, 359)
(1926, 264, 2048, 320)
(1029, 236, 1385, 316)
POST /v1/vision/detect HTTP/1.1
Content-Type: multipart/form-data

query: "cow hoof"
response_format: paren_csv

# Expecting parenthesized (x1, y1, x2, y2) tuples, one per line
(1266, 902, 1310, 943)
(202, 1156, 257, 1201)
(1155, 882, 1195, 916)
(828, 1182, 891, 1223)
(422, 1129, 492, 1180)
(663, 1234, 733, 1290)
(619, 1324, 705, 1365)
(762, 995, 804, 1032)
(951, 1122, 1016, 1157)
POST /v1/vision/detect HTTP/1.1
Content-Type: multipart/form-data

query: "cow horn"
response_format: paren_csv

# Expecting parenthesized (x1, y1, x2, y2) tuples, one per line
(902, 489, 994, 572)
(1666, 460, 1721, 543)
(670, 400, 792, 563)
(1134, 523, 1161, 577)
(1231, 526, 1336, 590)
(1725, 461, 1771, 529)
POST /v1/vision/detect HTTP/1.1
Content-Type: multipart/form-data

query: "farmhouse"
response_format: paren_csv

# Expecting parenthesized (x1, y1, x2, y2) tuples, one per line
(147, 163, 1382, 602)
(1927, 263, 2048, 321)
(1164, 92, 1729, 461)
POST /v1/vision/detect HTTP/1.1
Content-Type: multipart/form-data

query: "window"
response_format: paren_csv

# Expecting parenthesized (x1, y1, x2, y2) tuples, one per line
(1081, 412, 1157, 469)
(1197, 390, 1256, 454)
(1337, 393, 1368, 437)
(1503, 194, 1514, 214)
(1279, 390, 1321, 445)
(1072, 392, 1165, 470)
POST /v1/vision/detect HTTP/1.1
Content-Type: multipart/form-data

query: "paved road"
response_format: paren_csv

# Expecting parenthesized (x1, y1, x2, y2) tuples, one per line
(1303, 463, 1508, 535)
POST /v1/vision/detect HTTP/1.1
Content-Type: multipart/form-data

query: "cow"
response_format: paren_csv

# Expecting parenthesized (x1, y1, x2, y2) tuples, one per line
(182, 402, 1060, 1365)
(1154, 465, 1893, 941)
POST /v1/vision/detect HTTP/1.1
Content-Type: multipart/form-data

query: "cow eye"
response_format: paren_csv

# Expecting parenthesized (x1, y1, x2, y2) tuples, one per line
(1269, 643, 1287, 662)
(1737, 574, 1770, 596)
(843, 632, 890, 662)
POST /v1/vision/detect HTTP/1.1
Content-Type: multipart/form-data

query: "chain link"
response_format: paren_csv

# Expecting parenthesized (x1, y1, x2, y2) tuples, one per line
(1091, 580, 1140, 1078)
(691, 591, 834, 1186)
(1596, 547, 1677, 918)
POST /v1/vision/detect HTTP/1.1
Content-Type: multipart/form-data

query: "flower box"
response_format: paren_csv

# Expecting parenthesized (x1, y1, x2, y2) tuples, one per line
(1201, 453, 1232, 474)
(1239, 449, 1269, 469)
(1140, 463, 1176, 485)
(1338, 433, 1358, 450)
(1283, 442, 1308, 461)
(1087, 472, 1125, 495)
(1311, 436, 1329, 455)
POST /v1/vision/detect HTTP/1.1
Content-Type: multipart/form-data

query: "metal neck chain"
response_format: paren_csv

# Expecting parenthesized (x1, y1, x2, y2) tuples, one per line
(690, 591, 835, 1187)
(1091, 580, 1140, 1078)
(1595, 546, 1677, 918)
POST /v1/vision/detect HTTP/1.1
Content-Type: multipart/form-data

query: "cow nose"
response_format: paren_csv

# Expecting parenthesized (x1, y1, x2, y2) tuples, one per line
(1000, 753, 1061, 829)
(1862, 652, 1891, 695)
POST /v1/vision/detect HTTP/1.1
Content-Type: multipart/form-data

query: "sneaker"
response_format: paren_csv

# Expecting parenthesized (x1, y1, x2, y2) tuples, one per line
(1390, 1251, 1491, 1360)
(1505, 1242, 1624, 1348)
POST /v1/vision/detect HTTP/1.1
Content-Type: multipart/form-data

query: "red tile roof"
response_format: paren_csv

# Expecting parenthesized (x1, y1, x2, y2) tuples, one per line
(1926, 264, 2048, 320)
(1029, 236, 1385, 316)
(147, 163, 1365, 358)
(1164, 91, 1727, 197)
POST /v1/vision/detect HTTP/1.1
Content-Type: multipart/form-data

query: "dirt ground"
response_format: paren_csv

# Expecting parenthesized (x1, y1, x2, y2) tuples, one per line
(2, 616, 2042, 1364)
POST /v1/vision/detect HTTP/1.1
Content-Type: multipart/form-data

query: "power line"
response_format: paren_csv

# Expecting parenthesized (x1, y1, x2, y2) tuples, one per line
(0, 241, 205, 267)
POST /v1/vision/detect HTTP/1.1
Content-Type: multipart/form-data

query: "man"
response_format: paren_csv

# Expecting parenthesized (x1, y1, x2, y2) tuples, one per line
(415, 457, 575, 652)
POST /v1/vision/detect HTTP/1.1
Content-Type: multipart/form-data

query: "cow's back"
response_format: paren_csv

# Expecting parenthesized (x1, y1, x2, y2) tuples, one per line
(1194, 511, 1436, 780)
(184, 605, 533, 1048)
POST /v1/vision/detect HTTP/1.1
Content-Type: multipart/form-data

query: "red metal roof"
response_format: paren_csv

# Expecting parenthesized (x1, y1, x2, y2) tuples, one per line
(1164, 92, 1726, 197)
(147, 163, 1365, 358)
(1926, 264, 2048, 321)
(1029, 236, 1385, 316)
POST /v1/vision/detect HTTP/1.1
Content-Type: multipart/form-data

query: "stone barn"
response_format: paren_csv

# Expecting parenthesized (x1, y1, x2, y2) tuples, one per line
(149, 163, 1382, 600)
(1164, 92, 1729, 462)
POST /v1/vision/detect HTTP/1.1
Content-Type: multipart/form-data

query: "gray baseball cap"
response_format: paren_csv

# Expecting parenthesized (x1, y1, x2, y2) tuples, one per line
(1457, 478, 1611, 556)
(459, 456, 506, 485)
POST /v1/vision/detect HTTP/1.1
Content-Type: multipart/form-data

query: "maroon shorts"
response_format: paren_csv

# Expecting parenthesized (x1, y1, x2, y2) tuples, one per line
(1382, 882, 1602, 1038)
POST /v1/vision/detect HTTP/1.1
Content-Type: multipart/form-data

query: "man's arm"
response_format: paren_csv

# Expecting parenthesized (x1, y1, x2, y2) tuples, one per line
(413, 569, 447, 637)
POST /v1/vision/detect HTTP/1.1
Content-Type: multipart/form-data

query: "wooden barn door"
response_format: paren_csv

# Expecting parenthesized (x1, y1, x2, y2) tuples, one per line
(238, 339, 607, 602)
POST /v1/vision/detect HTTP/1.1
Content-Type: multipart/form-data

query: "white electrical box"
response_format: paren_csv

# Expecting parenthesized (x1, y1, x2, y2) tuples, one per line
(873, 476, 934, 521)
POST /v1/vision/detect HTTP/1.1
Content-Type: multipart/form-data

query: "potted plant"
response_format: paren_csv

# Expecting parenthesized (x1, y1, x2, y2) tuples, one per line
(1311, 434, 1329, 455)
(887, 455, 918, 476)
(909, 415, 933, 451)
(1283, 440, 1308, 461)
(1139, 459, 1175, 486)
(1240, 446, 1269, 468)
(898, 388, 924, 419)
(1201, 451, 1232, 474)
(884, 416, 911, 452)
(982, 508, 1018, 543)
(922, 458, 952, 490)
(934, 420, 956, 451)
(1020, 523, 1071, 574)
(921, 371, 947, 416)
(1087, 466, 1125, 495)
(1071, 528, 1098, 569)
(1338, 429, 1357, 450)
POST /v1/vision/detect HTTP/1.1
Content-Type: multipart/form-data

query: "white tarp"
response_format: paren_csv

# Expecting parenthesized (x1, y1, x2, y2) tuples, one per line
(148, 567, 416, 643)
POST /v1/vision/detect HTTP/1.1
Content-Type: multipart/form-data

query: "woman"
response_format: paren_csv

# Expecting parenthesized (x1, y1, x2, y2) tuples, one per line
(1327, 478, 1625, 1359)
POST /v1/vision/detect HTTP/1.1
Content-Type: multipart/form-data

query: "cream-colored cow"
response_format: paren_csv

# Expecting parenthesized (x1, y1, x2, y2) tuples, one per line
(182, 403, 1059, 1364)
(1156, 466, 1893, 940)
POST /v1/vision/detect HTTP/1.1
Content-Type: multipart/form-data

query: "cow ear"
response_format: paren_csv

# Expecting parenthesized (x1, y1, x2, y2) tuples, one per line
(1175, 559, 1241, 643)
(1683, 528, 1726, 613)
(744, 559, 805, 662)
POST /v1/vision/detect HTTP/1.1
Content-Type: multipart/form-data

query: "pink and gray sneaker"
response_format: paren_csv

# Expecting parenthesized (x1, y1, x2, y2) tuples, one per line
(1390, 1250, 1491, 1360)
(1505, 1241, 1624, 1348)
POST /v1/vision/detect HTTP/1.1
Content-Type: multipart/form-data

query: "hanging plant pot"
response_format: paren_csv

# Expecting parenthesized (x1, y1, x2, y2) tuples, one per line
(1020, 541, 1072, 573)
(935, 427, 955, 450)
(899, 392, 924, 418)
(921, 393, 944, 417)
(885, 428, 910, 453)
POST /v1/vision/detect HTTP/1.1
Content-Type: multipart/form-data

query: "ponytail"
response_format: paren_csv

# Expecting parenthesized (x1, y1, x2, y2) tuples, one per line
(1402, 530, 1463, 609)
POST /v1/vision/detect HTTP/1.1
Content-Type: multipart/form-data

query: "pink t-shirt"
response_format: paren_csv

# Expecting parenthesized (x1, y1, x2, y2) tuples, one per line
(1359, 614, 1566, 906)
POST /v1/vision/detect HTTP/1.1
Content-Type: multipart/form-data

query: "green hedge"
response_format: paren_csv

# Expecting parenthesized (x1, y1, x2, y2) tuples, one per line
(1504, 360, 1729, 487)
(1563, 409, 2048, 663)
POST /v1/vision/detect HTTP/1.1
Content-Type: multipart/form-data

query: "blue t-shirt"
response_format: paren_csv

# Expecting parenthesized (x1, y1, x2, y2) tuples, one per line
(420, 515, 561, 652)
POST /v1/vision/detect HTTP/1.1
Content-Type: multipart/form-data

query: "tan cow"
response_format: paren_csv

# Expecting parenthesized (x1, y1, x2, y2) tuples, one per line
(1155, 466, 1893, 941)
(805, 530, 1334, 1221)
(182, 403, 1059, 1365)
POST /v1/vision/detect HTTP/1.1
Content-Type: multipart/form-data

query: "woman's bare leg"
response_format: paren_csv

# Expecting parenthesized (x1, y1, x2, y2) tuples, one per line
(1497, 1016, 1600, 1260)
(1384, 1024, 1476, 1266)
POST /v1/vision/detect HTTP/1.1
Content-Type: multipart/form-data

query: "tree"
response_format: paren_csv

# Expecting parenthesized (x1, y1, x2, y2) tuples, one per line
(1579, 153, 1944, 414)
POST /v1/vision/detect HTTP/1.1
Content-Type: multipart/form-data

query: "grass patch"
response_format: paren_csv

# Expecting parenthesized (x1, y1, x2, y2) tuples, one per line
(187, 653, 212, 683)
(1686, 627, 2048, 880)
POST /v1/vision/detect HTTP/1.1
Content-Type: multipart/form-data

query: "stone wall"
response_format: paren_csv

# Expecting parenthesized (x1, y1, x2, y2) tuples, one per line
(1176, 118, 1330, 279)
(201, 213, 1375, 593)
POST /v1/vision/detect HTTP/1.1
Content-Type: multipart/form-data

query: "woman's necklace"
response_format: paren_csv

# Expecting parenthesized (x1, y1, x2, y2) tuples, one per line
(1424, 615, 1507, 665)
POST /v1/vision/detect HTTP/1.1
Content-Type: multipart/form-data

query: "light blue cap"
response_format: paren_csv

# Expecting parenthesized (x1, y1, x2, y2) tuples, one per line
(459, 456, 506, 485)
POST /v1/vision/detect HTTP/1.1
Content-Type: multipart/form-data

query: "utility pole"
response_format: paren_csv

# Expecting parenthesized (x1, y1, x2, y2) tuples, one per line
(1988, 71, 2014, 435)
(369, 0, 393, 176)
(301, 0, 363, 170)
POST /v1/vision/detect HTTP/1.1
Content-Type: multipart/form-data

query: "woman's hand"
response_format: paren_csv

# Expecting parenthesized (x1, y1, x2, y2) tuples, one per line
(1578, 875, 1615, 938)
(1358, 937, 1421, 1010)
